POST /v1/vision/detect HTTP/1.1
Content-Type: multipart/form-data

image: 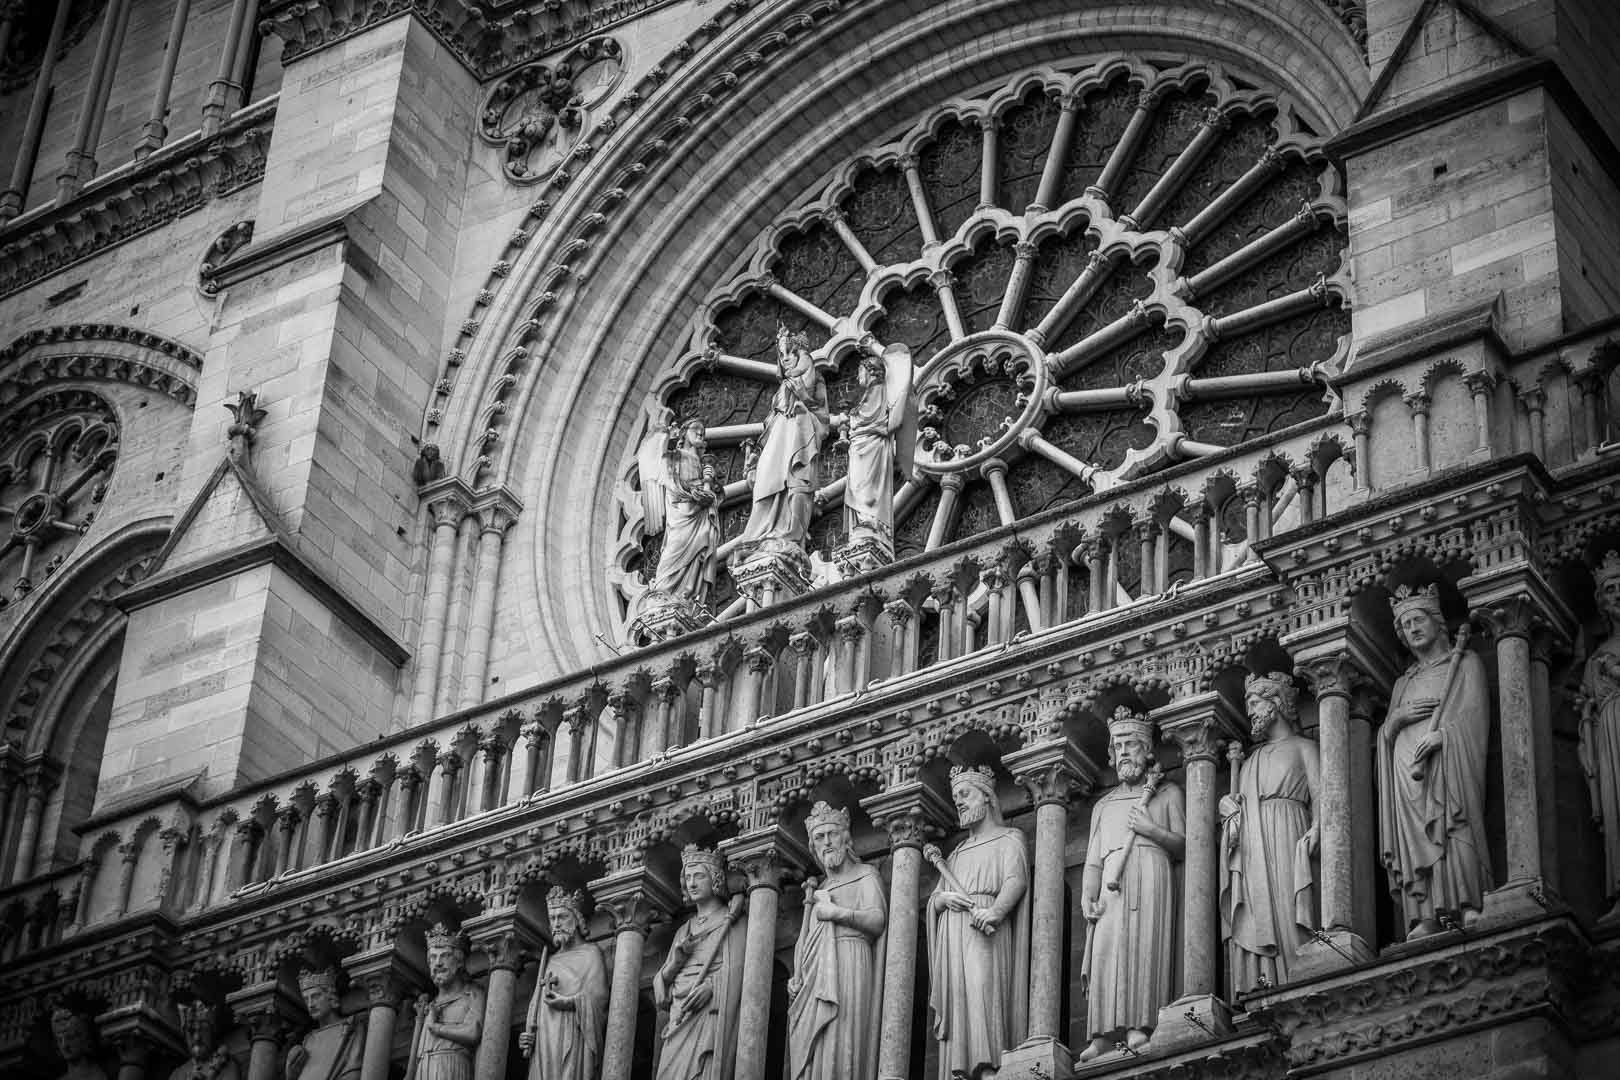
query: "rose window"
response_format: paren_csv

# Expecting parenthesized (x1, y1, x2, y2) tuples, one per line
(0, 393, 119, 608)
(614, 58, 1351, 619)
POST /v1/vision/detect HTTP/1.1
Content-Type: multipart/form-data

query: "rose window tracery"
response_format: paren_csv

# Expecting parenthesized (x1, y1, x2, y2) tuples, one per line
(613, 58, 1351, 623)
(0, 392, 119, 607)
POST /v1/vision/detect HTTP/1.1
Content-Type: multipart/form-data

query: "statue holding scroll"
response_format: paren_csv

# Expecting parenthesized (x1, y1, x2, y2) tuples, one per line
(50, 1005, 108, 1080)
(832, 344, 914, 559)
(654, 845, 746, 1080)
(169, 1002, 242, 1080)
(407, 925, 484, 1080)
(286, 968, 363, 1080)
(734, 326, 830, 559)
(1376, 584, 1492, 939)
(1219, 673, 1320, 994)
(787, 801, 887, 1080)
(521, 887, 609, 1080)
(1079, 709, 1184, 1063)
(1580, 550, 1620, 923)
(926, 765, 1029, 1079)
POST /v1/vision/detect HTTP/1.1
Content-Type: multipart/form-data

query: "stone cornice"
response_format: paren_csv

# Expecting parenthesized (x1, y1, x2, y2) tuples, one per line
(200, 212, 349, 294)
(0, 98, 276, 300)
(257, 0, 687, 79)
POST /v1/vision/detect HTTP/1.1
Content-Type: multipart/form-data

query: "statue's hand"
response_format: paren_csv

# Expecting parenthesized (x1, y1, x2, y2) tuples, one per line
(1083, 896, 1105, 921)
(543, 989, 574, 1012)
(1127, 806, 1156, 839)
(969, 906, 1002, 934)
(786, 976, 801, 1002)
(684, 983, 714, 1015)
(653, 981, 670, 1011)
(1397, 697, 1440, 728)
(812, 892, 839, 922)
(1304, 825, 1320, 856)
(1413, 728, 1444, 761)
(518, 1031, 534, 1057)
(937, 890, 974, 913)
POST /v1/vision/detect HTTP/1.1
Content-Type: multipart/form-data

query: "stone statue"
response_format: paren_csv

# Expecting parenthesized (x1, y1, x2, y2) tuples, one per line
(286, 967, 364, 1080)
(1079, 709, 1184, 1062)
(653, 845, 746, 1080)
(50, 1005, 108, 1080)
(734, 325, 830, 560)
(406, 925, 484, 1080)
(1376, 583, 1492, 939)
(169, 1002, 242, 1080)
(786, 801, 887, 1080)
(1219, 672, 1320, 994)
(832, 344, 914, 558)
(1580, 550, 1620, 923)
(521, 886, 609, 1080)
(637, 413, 725, 606)
(925, 765, 1029, 1080)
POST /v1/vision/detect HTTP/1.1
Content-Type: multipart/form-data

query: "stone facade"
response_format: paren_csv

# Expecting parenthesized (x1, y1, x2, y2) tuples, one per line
(0, 1, 1618, 1079)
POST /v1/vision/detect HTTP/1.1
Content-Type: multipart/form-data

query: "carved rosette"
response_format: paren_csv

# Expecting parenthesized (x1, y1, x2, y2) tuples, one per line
(478, 37, 625, 183)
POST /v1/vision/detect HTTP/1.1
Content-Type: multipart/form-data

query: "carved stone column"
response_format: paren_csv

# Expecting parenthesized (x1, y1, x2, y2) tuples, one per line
(590, 866, 680, 1080)
(349, 953, 420, 1080)
(508, 719, 544, 801)
(788, 630, 819, 709)
(410, 488, 470, 725)
(720, 830, 807, 1080)
(1292, 639, 1384, 973)
(9, 759, 58, 882)
(460, 493, 520, 709)
(225, 982, 302, 1080)
(734, 644, 775, 726)
(1153, 692, 1245, 1051)
(1002, 738, 1098, 1074)
(465, 910, 546, 1080)
(885, 598, 918, 677)
(834, 614, 866, 694)
(695, 658, 725, 740)
(1470, 575, 1574, 922)
(863, 779, 955, 1080)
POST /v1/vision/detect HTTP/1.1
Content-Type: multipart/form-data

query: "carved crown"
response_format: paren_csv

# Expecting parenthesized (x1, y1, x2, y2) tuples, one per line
(948, 763, 997, 797)
(424, 923, 469, 953)
(1598, 550, 1620, 586)
(1389, 582, 1444, 620)
(297, 967, 340, 994)
(680, 844, 726, 882)
(1244, 671, 1300, 717)
(805, 800, 850, 832)
(546, 885, 587, 915)
(1107, 705, 1154, 742)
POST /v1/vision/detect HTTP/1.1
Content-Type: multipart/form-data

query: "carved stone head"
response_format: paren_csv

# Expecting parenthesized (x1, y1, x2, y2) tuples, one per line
(1244, 671, 1300, 740)
(1107, 708, 1156, 783)
(425, 924, 470, 990)
(547, 887, 588, 947)
(50, 1006, 94, 1065)
(805, 801, 854, 874)
(679, 844, 728, 904)
(297, 967, 343, 1023)
(948, 765, 999, 828)
(176, 1002, 218, 1063)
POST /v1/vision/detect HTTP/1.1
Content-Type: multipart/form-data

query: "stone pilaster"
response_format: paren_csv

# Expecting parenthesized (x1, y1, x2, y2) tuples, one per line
(719, 828, 810, 1080)
(589, 866, 680, 1080)
(463, 908, 547, 1080)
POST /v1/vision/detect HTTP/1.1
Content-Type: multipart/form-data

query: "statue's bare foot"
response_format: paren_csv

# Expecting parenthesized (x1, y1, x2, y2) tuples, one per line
(1126, 1028, 1150, 1051)
(1407, 918, 1441, 940)
(1078, 1037, 1112, 1063)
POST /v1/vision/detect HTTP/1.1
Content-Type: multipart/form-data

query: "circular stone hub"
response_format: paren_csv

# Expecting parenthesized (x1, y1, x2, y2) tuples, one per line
(12, 491, 60, 537)
(914, 329, 1048, 474)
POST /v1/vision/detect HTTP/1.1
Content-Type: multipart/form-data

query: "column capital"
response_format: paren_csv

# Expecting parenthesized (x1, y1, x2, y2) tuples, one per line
(1283, 619, 1398, 699)
(462, 907, 547, 971)
(469, 483, 524, 534)
(421, 475, 476, 523)
(1462, 566, 1577, 652)
(1005, 736, 1101, 806)
(589, 866, 681, 935)
(861, 778, 955, 850)
(719, 827, 812, 893)
(346, 948, 425, 1010)
(225, 981, 304, 1043)
(1152, 690, 1246, 763)
(743, 643, 775, 674)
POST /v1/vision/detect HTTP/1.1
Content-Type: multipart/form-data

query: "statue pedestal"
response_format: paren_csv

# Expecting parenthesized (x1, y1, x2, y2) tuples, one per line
(996, 1035, 1073, 1080)
(1290, 928, 1374, 977)
(1479, 876, 1558, 926)
(833, 535, 892, 578)
(730, 545, 812, 608)
(1149, 994, 1232, 1054)
(626, 593, 711, 644)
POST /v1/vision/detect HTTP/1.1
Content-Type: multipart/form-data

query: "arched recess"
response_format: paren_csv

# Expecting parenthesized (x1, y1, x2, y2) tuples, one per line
(442, 0, 1371, 674)
(0, 323, 198, 882)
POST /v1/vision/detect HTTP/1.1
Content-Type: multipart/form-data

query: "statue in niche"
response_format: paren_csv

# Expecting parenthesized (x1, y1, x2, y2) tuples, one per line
(654, 845, 746, 1080)
(1079, 709, 1184, 1063)
(286, 967, 363, 1080)
(831, 343, 915, 561)
(406, 925, 484, 1080)
(1219, 672, 1320, 994)
(925, 765, 1029, 1080)
(786, 801, 887, 1080)
(733, 326, 830, 562)
(50, 1004, 108, 1080)
(1580, 551, 1620, 923)
(1376, 583, 1492, 939)
(169, 1002, 241, 1080)
(636, 413, 725, 608)
(521, 886, 609, 1080)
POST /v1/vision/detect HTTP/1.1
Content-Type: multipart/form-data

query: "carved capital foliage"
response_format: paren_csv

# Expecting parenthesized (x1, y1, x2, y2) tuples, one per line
(1008, 738, 1099, 807)
(720, 829, 810, 893)
(862, 780, 954, 851)
(1473, 594, 1542, 642)
(1295, 653, 1368, 702)
(589, 867, 680, 934)
(356, 970, 412, 1010)
(469, 928, 527, 973)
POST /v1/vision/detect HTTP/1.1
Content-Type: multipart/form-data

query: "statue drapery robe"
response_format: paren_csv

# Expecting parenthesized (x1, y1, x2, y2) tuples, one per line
(737, 355, 828, 551)
(1219, 738, 1316, 992)
(1376, 649, 1493, 928)
(842, 364, 913, 548)
(1581, 641, 1620, 903)
(786, 864, 887, 1080)
(926, 826, 1030, 1079)
(526, 943, 609, 1080)
(650, 444, 721, 598)
(1082, 781, 1183, 1038)
(657, 909, 747, 1080)
(292, 1018, 364, 1080)
(411, 986, 484, 1080)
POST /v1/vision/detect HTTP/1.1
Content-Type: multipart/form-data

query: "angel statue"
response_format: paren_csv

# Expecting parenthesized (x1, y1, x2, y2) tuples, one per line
(832, 342, 915, 562)
(637, 411, 725, 609)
